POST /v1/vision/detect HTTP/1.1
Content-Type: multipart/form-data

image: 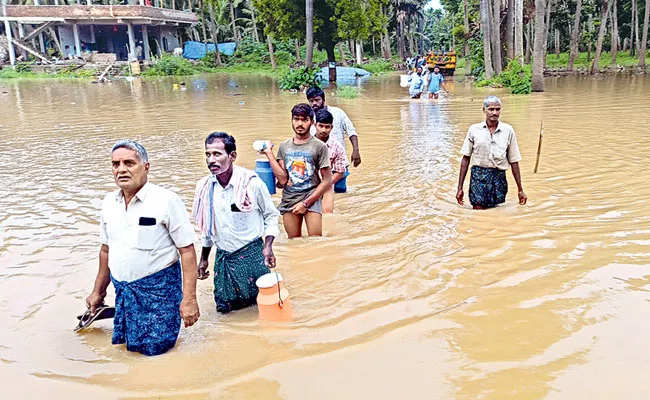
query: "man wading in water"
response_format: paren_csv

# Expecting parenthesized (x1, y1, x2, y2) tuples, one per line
(193, 132, 279, 313)
(86, 140, 200, 356)
(307, 87, 361, 193)
(261, 104, 332, 238)
(456, 96, 528, 209)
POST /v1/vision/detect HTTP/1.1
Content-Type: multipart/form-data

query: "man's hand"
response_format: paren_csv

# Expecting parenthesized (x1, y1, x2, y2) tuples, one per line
(518, 190, 528, 205)
(86, 291, 106, 315)
(261, 142, 275, 156)
(180, 297, 200, 328)
(351, 150, 361, 167)
(291, 202, 308, 215)
(197, 258, 210, 280)
(263, 245, 276, 268)
(456, 188, 465, 205)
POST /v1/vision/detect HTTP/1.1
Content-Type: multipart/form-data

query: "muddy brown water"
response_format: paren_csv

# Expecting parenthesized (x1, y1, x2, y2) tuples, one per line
(1, 74, 650, 399)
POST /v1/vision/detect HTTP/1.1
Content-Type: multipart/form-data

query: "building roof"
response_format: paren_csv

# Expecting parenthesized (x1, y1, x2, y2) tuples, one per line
(1, 5, 197, 26)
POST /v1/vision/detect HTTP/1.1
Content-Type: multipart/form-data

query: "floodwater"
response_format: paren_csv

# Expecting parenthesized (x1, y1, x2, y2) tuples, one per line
(1, 72, 650, 400)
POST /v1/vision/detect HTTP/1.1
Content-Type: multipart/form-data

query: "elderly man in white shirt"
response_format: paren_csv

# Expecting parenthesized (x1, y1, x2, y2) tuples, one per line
(85, 140, 200, 356)
(307, 87, 360, 193)
(456, 96, 528, 209)
(193, 132, 280, 313)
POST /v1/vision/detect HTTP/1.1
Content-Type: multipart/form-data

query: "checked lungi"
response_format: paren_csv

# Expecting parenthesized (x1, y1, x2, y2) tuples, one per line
(213, 238, 269, 313)
(469, 165, 508, 209)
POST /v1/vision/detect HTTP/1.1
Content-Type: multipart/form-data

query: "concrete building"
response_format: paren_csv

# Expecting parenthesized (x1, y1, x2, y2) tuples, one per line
(0, 4, 197, 66)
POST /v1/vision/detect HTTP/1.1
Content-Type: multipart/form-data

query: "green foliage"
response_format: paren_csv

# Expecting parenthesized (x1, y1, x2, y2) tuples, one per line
(142, 54, 202, 76)
(278, 66, 322, 90)
(335, 85, 362, 99)
(477, 59, 532, 95)
(356, 58, 394, 74)
(14, 63, 32, 73)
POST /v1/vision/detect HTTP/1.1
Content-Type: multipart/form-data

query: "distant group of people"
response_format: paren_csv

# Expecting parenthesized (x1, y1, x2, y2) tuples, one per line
(407, 64, 449, 99)
(84, 87, 361, 356)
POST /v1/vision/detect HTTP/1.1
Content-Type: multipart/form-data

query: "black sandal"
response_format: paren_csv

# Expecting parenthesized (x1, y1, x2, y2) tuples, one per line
(74, 305, 116, 332)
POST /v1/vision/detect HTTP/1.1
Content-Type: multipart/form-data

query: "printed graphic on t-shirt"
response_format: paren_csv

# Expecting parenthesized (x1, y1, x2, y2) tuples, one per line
(285, 151, 315, 191)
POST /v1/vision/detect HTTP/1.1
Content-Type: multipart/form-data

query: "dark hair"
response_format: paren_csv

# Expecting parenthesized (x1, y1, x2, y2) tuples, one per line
(315, 109, 333, 124)
(306, 87, 325, 101)
(205, 132, 236, 154)
(291, 103, 314, 120)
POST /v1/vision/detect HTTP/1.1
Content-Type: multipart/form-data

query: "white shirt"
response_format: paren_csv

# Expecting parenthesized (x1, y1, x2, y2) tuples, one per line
(461, 121, 522, 170)
(310, 105, 357, 156)
(100, 182, 196, 282)
(199, 167, 280, 253)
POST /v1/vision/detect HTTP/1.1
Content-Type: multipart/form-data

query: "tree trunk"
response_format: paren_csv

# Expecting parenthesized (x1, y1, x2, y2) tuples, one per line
(525, 22, 533, 63)
(267, 34, 276, 70)
(590, 0, 612, 74)
(543, 0, 552, 66)
(532, 0, 546, 92)
(640, 0, 650, 67)
(355, 40, 362, 64)
(208, 3, 222, 66)
(249, 0, 260, 42)
(481, 0, 495, 78)
(200, 0, 208, 44)
(372, 36, 376, 56)
(515, 0, 524, 63)
(229, 0, 240, 45)
(506, 0, 515, 60)
(464, 0, 471, 71)
(305, 0, 314, 67)
(397, 12, 406, 59)
(555, 29, 560, 55)
(490, 0, 503, 74)
(349, 39, 356, 59)
(294, 39, 301, 61)
(611, 0, 618, 64)
(587, 14, 593, 62)
(338, 42, 348, 66)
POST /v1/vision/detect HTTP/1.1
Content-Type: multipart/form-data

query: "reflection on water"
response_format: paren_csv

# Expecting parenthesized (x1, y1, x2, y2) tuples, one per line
(1, 74, 650, 399)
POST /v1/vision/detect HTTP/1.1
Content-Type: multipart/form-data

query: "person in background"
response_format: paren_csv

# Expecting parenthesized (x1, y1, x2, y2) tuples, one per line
(261, 104, 332, 238)
(428, 65, 449, 100)
(314, 109, 349, 213)
(456, 96, 528, 209)
(193, 132, 279, 313)
(86, 140, 199, 356)
(408, 66, 424, 99)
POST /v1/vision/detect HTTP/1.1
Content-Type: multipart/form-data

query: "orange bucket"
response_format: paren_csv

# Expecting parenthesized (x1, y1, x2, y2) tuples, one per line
(256, 271, 293, 321)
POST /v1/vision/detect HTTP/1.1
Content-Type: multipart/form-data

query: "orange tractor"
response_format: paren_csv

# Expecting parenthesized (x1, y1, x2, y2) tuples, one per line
(425, 51, 457, 75)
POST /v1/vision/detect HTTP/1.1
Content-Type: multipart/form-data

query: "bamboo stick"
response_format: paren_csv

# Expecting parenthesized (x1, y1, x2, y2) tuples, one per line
(534, 121, 544, 173)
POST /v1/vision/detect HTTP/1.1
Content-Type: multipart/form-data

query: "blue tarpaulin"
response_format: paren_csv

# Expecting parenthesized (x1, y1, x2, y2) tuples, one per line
(319, 66, 371, 86)
(183, 41, 237, 59)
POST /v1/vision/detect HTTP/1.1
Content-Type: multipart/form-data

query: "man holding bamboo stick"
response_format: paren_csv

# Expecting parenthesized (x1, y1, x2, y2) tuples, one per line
(456, 96, 527, 209)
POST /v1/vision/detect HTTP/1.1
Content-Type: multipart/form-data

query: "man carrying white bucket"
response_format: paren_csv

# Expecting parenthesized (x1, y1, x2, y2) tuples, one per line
(192, 132, 280, 313)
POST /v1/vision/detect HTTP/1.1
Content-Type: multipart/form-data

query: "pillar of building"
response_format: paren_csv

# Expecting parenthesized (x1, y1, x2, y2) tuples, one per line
(3, 19, 16, 67)
(142, 24, 150, 61)
(17, 22, 28, 59)
(90, 24, 96, 44)
(72, 23, 81, 56)
(39, 32, 46, 54)
(127, 22, 136, 61)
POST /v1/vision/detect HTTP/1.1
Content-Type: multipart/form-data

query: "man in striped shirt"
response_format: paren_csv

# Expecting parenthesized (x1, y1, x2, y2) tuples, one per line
(314, 109, 350, 213)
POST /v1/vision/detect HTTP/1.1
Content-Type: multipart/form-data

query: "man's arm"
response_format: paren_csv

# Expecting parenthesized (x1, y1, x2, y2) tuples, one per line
(262, 147, 288, 185)
(332, 171, 346, 185)
(178, 244, 200, 328)
(340, 111, 361, 167)
(257, 182, 280, 268)
(198, 244, 211, 279)
(86, 244, 111, 314)
(456, 155, 471, 205)
(441, 81, 449, 93)
(510, 162, 527, 205)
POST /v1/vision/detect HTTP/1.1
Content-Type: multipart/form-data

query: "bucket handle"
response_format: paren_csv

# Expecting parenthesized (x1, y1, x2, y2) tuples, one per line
(273, 268, 284, 309)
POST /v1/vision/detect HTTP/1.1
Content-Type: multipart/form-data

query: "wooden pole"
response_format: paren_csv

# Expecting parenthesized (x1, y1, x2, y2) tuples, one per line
(534, 121, 544, 173)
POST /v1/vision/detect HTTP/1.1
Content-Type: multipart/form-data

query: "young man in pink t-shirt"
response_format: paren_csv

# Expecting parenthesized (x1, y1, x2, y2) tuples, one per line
(314, 109, 349, 213)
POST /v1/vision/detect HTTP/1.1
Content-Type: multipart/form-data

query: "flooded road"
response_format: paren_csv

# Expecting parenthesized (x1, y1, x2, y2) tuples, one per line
(1, 73, 650, 399)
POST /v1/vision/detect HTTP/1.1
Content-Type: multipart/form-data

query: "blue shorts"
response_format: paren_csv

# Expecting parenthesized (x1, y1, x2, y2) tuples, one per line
(334, 168, 350, 193)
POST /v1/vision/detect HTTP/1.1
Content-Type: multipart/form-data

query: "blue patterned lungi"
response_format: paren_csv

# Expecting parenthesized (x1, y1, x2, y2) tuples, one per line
(111, 261, 182, 356)
(213, 238, 268, 313)
(469, 165, 508, 209)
